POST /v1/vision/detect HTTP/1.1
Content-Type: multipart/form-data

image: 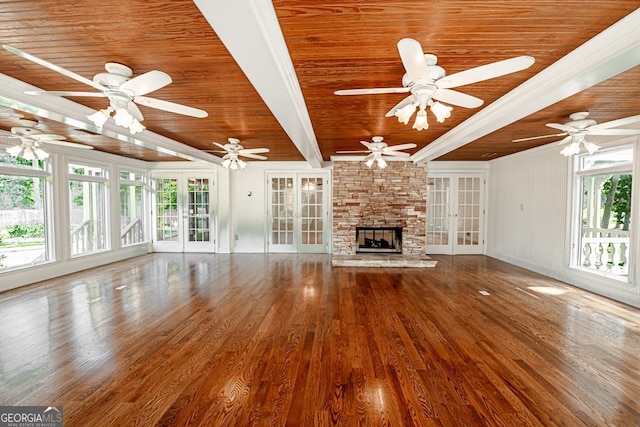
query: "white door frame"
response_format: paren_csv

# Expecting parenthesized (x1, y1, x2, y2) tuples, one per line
(266, 172, 330, 253)
(151, 172, 217, 253)
(426, 172, 486, 255)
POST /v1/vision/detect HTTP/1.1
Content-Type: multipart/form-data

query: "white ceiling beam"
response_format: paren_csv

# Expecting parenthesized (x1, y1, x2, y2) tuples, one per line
(193, 0, 324, 168)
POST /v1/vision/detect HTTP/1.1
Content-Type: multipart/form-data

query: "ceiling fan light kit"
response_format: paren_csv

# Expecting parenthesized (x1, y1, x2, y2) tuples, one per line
(335, 38, 534, 131)
(6, 139, 49, 160)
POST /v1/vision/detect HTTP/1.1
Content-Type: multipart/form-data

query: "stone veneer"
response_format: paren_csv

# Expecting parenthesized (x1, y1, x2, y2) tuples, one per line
(332, 161, 427, 255)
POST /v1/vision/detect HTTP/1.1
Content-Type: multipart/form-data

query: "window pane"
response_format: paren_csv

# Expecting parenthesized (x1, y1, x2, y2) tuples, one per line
(0, 174, 49, 270)
(120, 183, 145, 246)
(70, 179, 108, 256)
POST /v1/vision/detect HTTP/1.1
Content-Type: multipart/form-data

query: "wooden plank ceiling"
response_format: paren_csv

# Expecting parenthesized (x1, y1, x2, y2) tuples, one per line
(0, 1, 639, 164)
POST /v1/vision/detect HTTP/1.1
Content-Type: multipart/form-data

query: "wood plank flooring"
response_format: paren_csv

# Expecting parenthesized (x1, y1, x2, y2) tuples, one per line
(0, 254, 639, 426)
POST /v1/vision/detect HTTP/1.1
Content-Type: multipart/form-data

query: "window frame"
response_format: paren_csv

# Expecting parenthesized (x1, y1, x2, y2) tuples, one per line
(67, 161, 110, 257)
(118, 167, 150, 247)
(0, 159, 54, 271)
(569, 144, 636, 286)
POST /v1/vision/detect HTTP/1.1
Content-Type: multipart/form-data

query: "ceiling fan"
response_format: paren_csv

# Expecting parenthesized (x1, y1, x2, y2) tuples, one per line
(2, 119, 93, 160)
(2, 45, 208, 135)
(207, 138, 269, 170)
(334, 38, 534, 130)
(336, 136, 416, 169)
(512, 112, 640, 156)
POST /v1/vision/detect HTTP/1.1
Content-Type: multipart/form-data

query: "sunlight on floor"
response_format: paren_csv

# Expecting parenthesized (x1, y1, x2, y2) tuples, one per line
(527, 286, 566, 296)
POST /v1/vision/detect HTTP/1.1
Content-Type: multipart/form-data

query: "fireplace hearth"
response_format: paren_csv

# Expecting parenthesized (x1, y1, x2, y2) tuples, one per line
(356, 227, 402, 254)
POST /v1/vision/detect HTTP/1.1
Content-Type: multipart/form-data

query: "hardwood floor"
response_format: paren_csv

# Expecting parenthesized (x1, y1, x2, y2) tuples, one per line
(0, 254, 639, 426)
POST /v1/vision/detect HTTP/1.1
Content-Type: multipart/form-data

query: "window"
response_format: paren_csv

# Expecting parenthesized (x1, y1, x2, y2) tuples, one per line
(69, 162, 109, 256)
(0, 154, 51, 271)
(571, 146, 633, 280)
(155, 178, 179, 242)
(119, 170, 148, 246)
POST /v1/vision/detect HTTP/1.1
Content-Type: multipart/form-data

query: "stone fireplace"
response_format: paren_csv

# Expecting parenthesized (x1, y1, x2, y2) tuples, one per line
(332, 161, 427, 255)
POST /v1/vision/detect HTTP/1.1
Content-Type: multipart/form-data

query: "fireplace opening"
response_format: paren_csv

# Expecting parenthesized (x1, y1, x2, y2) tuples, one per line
(356, 227, 402, 254)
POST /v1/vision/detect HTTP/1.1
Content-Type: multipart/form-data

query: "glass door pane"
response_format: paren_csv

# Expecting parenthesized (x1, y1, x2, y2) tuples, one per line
(426, 177, 452, 253)
(187, 178, 210, 243)
(155, 178, 179, 243)
(457, 176, 480, 247)
(270, 177, 295, 251)
(299, 177, 325, 252)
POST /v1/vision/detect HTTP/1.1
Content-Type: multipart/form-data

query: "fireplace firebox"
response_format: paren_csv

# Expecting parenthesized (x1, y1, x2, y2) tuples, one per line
(355, 227, 402, 254)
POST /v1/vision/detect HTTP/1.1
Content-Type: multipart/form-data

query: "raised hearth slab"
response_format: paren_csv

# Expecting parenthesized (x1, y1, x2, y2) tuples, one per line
(331, 254, 437, 268)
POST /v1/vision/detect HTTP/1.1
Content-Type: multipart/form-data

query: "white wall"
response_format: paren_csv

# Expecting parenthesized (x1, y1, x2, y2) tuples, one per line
(486, 144, 640, 308)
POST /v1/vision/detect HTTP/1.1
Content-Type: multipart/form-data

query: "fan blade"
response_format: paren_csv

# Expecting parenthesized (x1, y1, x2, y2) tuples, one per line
(334, 87, 409, 96)
(238, 152, 267, 160)
(127, 101, 144, 122)
(45, 140, 93, 149)
(382, 151, 411, 157)
(239, 148, 270, 154)
(512, 132, 568, 142)
(134, 96, 208, 118)
(546, 123, 577, 132)
(212, 142, 228, 151)
(589, 114, 640, 130)
(360, 141, 375, 149)
(24, 90, 106, 97)
(121, 70, 172, 96)
(557, 135, 574, 145)
(437, 56, 535, 89)
(397, 38, 430, 84)
(31, 133, 66, 141)
(336, 150, 370, 154)
(363, 153, 375, 162)
(384, 143, 416, 152)
(588, 128, 640, 136)
(385, 95, 415, 117)
(3, 45, 106, 91)
(433, 89, 483, 108)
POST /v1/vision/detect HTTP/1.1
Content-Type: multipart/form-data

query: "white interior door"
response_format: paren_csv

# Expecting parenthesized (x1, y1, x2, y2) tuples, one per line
(267, 173, 328, 253)
(426, 174, 485, 254)
(152, 174, 216, 253)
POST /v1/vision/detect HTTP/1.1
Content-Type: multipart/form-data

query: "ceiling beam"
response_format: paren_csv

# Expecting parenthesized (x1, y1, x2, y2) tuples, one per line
(193, 0, 324, 168)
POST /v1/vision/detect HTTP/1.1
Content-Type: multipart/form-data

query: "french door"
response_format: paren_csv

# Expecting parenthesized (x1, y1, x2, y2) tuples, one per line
(152, 174, 216, 252)
(426, 174, 485, 254)
(267, 173, 329, 253)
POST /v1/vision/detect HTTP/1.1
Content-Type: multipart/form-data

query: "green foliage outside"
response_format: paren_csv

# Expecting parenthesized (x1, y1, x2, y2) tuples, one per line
(7, 223, 45, 239)
(601, 174, 632, 231)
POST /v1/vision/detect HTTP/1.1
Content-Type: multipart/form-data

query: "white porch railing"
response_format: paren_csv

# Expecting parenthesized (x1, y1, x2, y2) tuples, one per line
(70, 219, 92, 256)
(121, 217, 143, 245)
(581, 228, 630, 276)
